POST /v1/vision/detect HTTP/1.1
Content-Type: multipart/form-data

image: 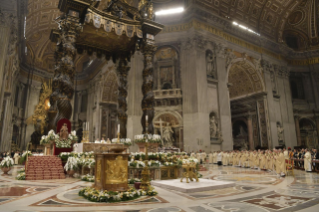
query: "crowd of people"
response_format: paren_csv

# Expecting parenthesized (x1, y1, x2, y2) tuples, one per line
(0, 151, 22, 164)
(190, 147, 319, 177)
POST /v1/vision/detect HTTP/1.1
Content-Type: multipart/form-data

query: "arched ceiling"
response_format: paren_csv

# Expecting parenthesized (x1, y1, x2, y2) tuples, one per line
(25, 0, 96, 75)
(228, 61, 264, 99)
(194, 0, 318, 50)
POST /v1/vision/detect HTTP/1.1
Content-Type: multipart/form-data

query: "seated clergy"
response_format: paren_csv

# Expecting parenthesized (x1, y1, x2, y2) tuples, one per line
(101, 137, 106, 143)
(95, 138, 101, 143)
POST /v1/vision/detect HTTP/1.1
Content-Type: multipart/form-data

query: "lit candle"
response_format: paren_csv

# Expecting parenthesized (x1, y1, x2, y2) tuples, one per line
(88, 122, 89, 131)
(146, 115, 148, 122)
(118, 124, 120, 133)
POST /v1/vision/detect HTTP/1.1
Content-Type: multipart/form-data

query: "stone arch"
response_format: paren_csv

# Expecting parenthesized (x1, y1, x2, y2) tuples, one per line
(227, 60, 265, 99)
(101, 71, 118, 104)
(299, 118, 317, 148)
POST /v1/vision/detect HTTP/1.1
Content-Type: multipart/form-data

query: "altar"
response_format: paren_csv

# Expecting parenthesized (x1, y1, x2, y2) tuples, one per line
(73, 143, 128, 154)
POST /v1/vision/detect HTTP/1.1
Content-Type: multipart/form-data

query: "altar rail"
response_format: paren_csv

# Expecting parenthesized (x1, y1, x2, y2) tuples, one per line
(292, 159, 319, 173)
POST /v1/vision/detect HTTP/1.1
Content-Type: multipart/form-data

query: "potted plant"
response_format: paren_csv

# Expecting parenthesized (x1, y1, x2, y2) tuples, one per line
(64, 156, 79, 178)
(0, 156, 14, 175)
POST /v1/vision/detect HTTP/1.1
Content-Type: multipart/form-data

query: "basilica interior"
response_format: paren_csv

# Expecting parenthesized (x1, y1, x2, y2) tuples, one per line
(1, 0, 319, 212)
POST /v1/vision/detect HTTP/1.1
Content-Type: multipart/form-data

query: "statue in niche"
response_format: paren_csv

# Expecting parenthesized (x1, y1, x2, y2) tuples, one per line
(210, 115, 218, 138)
(237, 126, 247, 137)
(277, 122, 284, 143)
(59, 123, 69, 140)
(206, 50, 216, 78)
(163, 123, 174, 147)
(270, 71, 277, 93)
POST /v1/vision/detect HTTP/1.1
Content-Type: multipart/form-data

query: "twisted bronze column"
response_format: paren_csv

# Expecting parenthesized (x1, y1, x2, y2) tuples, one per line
(141, 43, 157, 134)
(49, 15, 82, 128)
(117, 58, 130, 138)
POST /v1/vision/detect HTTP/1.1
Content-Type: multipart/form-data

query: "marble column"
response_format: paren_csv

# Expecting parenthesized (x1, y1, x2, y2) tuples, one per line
(294, 115, 301, 146)
(247, 113, 254, 150)
(216, 45, 233, 150)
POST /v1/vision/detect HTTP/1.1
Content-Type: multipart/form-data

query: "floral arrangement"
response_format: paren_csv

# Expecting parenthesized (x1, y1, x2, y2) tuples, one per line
(64, 156, 79, 171)
(19, 151, 32, 164)
(16, 171, 26, 180)
(55, 138, 73, 148)
(81, 174, 95, 182)
(79, 187, 149, 202)
(163, 162, 175, 166)
(111, 138, 132, 146)
(134, 134, 162, 144)
(128, 160, 145, 168)
(0, 156, 14, 168)
(40, 130, 57, 145)
(128, 178, 141, 184)
(58, 151, 94, 161)
(85, 158, 95, 169)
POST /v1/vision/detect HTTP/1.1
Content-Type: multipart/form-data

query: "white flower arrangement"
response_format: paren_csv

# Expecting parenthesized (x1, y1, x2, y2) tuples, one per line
(55, 137, 72, 148)
(134, 134, 162, 143)
(85, 158, 95, 169)
(64, 156, 79, 171)
(0, 156, 14, 168)
(81, 174, 95, 182)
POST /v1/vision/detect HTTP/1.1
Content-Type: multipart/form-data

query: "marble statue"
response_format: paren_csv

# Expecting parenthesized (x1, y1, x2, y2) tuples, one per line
(210, 116, 217, 138)
(206, 51, 216, 78)
(163, 123, 174, 147)
(277, 123, 284, 142)
(59, 123, 69, 139)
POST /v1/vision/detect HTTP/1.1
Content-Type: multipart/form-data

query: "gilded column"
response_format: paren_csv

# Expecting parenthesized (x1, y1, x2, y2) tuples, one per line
(247, 113, 254, 150)
(294, 115, 301, 145)
(117, 58, 130, 138)
(141, 43, 157, 134)
(49, 15, 82, 127)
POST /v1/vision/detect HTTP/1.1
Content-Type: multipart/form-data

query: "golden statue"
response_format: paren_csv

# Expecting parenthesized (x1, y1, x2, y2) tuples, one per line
(59, 123, 69, 139)
(26, 80, 52, 134)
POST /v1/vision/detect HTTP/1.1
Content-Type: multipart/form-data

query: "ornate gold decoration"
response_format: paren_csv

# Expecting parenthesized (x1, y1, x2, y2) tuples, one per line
(180, 163, 199, 183)
(105, 156, 128, 184)
(26, 80, 52, 134)
(140, 142, 150, 190)
(96, 160, 101, 183)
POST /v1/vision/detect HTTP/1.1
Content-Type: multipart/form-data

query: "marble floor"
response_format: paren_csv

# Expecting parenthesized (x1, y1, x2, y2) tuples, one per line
(1, 165, 319, 212)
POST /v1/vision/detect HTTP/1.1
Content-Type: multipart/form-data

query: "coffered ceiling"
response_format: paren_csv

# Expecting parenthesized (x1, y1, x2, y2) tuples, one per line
(194, 0, 318, 50)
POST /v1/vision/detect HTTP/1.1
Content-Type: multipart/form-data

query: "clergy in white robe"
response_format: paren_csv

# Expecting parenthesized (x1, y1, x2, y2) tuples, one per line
(208, 152, 213, 164)
(217, 152, 222, 166)
(304, 150, 312, 172)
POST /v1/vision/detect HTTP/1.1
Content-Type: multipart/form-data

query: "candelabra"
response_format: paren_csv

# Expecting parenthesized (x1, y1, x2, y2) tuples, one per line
(81, 130, 89, 143)
(140, 122, 151, 190)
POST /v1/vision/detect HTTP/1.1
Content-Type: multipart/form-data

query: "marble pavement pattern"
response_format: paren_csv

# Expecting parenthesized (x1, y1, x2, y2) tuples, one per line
(1, 165, 319, 212)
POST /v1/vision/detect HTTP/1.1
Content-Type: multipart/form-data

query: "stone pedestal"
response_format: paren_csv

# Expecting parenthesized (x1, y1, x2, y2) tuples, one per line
(137, 143, 159, 152)
(94, 144, 129, 192)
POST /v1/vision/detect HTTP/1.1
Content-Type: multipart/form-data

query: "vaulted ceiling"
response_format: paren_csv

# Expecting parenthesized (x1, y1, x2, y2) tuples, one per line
(194, 0, 319, 50)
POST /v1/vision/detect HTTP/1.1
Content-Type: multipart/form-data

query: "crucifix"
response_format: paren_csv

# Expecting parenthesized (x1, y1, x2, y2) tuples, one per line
(154, 118, 164, 146)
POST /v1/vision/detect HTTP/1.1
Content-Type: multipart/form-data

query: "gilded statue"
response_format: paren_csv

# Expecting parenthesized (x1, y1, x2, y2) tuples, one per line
(59, 123, 69, 139)
(26, 80, 52, 134)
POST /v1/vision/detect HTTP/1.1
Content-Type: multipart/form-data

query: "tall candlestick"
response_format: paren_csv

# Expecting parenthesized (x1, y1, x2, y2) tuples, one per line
(146, 115, 148, 122)
(88, 122, 89, 131)
(118, 124, 120, 133)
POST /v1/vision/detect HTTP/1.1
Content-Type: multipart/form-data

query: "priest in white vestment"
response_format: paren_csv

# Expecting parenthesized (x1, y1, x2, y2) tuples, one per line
(304, 150, 312, 172)
(208, 152, 213, 164)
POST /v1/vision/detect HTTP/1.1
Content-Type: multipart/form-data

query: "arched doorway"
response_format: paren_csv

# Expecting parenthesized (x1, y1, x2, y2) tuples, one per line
(232, 120, 249, 150)
(299, 118, 317, 148)
(228, 59, 267, 149)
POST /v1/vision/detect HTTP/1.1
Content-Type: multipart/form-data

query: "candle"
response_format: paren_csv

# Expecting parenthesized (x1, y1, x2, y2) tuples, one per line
(146, 115, 148, 122)
(118, 124, 120, 133)
(88, 122, 89, 131)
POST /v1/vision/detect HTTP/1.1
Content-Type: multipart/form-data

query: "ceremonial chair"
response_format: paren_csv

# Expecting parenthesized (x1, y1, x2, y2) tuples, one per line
(285, 159, 294, 176)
